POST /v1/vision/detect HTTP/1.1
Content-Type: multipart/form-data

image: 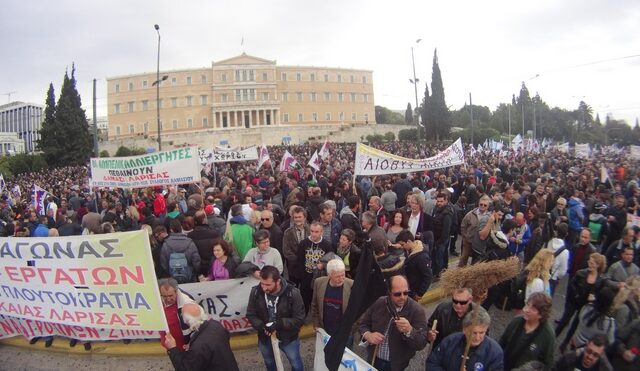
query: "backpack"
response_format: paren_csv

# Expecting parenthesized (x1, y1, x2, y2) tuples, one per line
(588, 220, 603, 243)
(169, 252, 193, 283)
(509, 270, 528, 310)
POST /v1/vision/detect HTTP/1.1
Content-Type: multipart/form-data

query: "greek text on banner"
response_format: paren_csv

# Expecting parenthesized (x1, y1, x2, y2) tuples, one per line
(0, 231, 166, 331)
(198, 146, 259, 164)
(354, 138, 465, 176)
(90, 146, 201, 188)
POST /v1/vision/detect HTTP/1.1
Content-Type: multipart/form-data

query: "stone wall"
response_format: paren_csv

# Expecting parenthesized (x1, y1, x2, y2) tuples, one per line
(99, 123, 414, 154)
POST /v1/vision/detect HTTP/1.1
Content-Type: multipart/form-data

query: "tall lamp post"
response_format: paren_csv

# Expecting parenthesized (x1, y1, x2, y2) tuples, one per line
(153, 24, 164, 152)
(410, 38, 422, 141)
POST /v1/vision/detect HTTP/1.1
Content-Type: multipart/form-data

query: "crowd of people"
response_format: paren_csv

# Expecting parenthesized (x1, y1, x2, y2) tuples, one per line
(1, 140, 640, 370)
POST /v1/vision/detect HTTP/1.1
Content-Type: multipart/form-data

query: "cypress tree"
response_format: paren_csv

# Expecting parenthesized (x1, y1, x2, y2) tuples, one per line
(54, 64, 93, 166)
(37, 83, 59, 165)
(429, 49, 450, 141)
(405, 103, 413, 125)
(421, 83, 432, 140)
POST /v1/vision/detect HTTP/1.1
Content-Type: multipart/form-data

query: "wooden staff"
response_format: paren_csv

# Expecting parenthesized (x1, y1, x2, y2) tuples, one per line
(425, 319, 438, 359)
(371, 344, 379, 366)
(270, 332, 285, 371)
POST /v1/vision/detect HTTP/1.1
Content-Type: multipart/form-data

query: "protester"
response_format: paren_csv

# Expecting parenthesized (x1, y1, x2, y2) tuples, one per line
(426, 287, 475, 349)
(553, 333, 613, 371)
(310, 259, 353, 337)
(243, 230, 284, 275)
(159, 278, 196, 352)
(198, 240, 237, 281)
(396, 229, 432, 301)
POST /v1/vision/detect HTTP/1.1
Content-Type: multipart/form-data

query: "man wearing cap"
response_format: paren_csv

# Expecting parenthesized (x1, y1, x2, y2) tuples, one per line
(204, 204, 226, 236)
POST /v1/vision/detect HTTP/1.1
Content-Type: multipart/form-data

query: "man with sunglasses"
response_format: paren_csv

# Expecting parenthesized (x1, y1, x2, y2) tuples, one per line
(553, 333, 612, 371)
(426, 288, 474, 349)
(359, 275, 427, 371)
(260, 210, 284, 255)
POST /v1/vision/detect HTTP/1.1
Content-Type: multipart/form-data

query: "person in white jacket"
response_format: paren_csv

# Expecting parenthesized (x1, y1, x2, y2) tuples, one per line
(547, 223, 570, 296)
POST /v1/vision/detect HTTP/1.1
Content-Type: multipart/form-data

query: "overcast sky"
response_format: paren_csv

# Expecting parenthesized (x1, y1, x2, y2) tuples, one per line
(2, 0, 639, 126)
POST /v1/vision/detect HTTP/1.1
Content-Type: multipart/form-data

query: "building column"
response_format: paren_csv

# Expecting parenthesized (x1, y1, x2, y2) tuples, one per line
(274, 109, 279, 125)
(248, 110, 253, 127)
(213, 111, 217, 128)
(262, 109, 266, 126)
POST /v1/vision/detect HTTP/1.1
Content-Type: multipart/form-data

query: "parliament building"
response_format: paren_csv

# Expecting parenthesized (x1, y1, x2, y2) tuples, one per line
(106, 54, 374, 141)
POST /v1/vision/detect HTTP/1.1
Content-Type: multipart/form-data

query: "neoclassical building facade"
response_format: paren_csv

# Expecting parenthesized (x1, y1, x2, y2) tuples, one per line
(106, 54, 374, 140)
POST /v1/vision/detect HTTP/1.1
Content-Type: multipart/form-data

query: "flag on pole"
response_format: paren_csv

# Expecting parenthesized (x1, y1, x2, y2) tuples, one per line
(600, 165, 609, 184)
(257, 144, 270, 171)
(0, 173, 4, 192)
(278, 150, 298, 172)
(33, 185, 48, 216)
(308, 150, 322, 172)
(318, 140, 330, 159)
(11, 184, 21, 199)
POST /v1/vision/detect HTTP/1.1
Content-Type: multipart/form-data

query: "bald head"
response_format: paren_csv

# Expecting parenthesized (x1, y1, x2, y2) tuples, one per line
(182, 303, 203, 318)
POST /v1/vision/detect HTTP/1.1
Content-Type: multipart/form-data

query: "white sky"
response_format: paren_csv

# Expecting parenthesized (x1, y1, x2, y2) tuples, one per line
(2, 0, 639, 125)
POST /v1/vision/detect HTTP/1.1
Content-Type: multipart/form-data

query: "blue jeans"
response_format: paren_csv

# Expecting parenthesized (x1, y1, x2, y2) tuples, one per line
(258, 337, 304, 371)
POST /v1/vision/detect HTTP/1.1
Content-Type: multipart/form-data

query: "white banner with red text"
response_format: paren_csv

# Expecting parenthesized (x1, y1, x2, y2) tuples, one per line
(90, 146, 201, 188)
(354, 138, 465, 176)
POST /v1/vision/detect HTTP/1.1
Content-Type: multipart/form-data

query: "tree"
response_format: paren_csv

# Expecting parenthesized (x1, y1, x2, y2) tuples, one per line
(426, 49, 450, 141)
(405, 103, 413, 125)
(37, 83, 58, 165)
(421, 82, 431, 140)
(51, 64, 93, 166)
(398, 128, 418, 141)
(384, 132, 395, 141)
(375, 105, 404, 125)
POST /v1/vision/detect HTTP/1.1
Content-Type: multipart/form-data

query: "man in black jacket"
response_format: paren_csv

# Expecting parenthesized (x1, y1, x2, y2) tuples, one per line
(163, 303, 239, 371)
(246, 266, 305, 371)
(187, 211, 220, 276)
(426, 288, 474, 349)
(396, 230, 432, 301)
(432, 192, 453, 277)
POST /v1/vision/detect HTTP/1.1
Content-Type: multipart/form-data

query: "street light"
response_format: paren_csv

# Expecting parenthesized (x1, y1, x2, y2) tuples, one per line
(411, 38, 422, 141)
(153, 24, 163, 151)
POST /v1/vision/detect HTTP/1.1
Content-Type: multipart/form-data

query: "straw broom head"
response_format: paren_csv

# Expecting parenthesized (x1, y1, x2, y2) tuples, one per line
(440, 258, 520, 302)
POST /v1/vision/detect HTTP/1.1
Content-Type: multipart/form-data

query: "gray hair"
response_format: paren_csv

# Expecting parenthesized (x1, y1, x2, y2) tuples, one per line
(326, 259, 346, 275)
(322, 200, 337, 211)
(158, 278, 179, 290)
(361, 211, 377, 226)
(462, 306, 490, 328)
(369, 196, 381, 206)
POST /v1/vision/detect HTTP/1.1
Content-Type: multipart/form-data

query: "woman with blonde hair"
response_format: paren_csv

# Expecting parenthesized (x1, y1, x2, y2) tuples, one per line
(525, 249, 554, 301)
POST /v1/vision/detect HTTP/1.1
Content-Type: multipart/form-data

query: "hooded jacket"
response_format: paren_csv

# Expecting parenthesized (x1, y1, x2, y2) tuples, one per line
(547, 237, 569, 280)
(227, 215, 254, 260)
(403, 240, 432, 297)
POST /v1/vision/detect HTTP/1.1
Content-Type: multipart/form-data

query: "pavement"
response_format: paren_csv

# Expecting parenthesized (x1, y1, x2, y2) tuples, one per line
(0, 258, 572, 371)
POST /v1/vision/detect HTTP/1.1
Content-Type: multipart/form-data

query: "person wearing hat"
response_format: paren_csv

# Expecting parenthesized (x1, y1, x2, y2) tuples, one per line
(587, 202, 609, 249)
(205, 204, 226, 236)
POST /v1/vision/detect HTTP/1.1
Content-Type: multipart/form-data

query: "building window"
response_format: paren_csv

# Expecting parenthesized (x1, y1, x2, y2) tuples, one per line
(362, 76, 367, 84)
(339, 112, 344, 121)
(364, 113, 369, 122)
(262, 92, 269, 101)
(263, 72, 268, 81)
(311, 92, 317, 102)
(296, 73, 301, 81)
(158, 99, 163, 108)
(172, 120, 178, 129)
(324, 92, 331, 101)
(282, 92, 288, 102)
(143, 122, 149, 133)
(142, 100, 148, 111)
(171, 77, 177, 86)
(222, 93, 228, 103)
(312, 112, 318, 121)
(186, 96, 192, 106)
(283, 72, 289, 81)
(201, 75, 207, 84)
(129, 124, 134, 134)
(235, 70, 240, 81)
(128, 102, 134, 112)
(325, 112, 331, 121)
(352, 112, 357, 121)
(128, 82, 133, 91)
(351, 93, 356, 102)
(324, 74, 329, 82)
(187, 118, 193, 128)
(202, 117, 209, 127)
(142, 80, 148, 88)
(298, 113, 303, 122)
(249, 70, 255, 81)
(114, 83, 120, 93)
(221, 73, 227, 82)
(242, 70, 247, 81)
(114, 104, 120, 114)
(337, 74, 342, 83)
(242, 89, 248, 101)
(364, 94, 369, 103)
(201, 95, 208, 105)
(310, 73, 315, 81)
(338, 93, 343, 102)
(159, 120, 163, 129)
(171, 97, 177, 108)
(235, 89, 241, 102)
(297, 92, 303, 101)
(250, 89, 255, 101)
(115, 126, 121, 136)
(283, 113, 289, 123)
(186, 76, 192, 85)
(350, 75, 355, 83)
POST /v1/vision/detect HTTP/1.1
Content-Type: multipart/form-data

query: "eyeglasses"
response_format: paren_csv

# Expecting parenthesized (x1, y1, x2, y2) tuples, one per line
(452, 299, 470, 305)
(261, 218, 271, 221)
(479, 203, 489, 207)
(392, 291, 410, 297)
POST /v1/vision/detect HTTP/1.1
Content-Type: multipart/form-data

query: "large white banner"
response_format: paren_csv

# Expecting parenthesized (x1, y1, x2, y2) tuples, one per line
(198, 146, 259, 164)
(0, 277, 259, 340)
(90, 146, 201, 188)
(575, 143, 591, 159)
(354, 138, 465, 176)
(631, 145, 640, 160)
(313, 328, 377, 371)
